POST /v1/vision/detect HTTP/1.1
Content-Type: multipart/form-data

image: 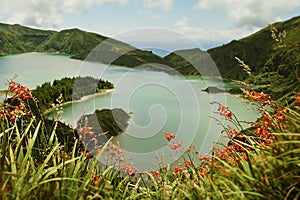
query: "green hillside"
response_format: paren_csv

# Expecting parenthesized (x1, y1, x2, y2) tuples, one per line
(0, 23, 167, 68)
(165, 16, 300, 101)
(165, 16, 300, 79)
(164, 48, 218, 76)
(208, 16, 300, 80)
(0, 23, 54, 55)
(35, 28, 107, 55)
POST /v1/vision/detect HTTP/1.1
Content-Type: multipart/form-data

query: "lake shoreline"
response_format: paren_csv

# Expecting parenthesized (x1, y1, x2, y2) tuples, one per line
(43, 88, 115, 115)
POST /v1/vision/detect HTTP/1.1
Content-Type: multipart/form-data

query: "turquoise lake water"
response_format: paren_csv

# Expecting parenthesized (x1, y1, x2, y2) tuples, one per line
(0, 53, 258, 170)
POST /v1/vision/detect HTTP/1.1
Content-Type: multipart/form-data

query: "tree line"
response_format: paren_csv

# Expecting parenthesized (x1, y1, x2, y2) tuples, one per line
(34, 76, 114, 112)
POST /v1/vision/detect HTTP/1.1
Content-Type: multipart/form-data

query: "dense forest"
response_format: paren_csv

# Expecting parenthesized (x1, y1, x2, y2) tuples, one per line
(34, 76, 114, 112)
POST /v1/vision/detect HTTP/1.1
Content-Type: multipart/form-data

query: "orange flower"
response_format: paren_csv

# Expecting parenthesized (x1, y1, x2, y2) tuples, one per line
(217, 104, 233, 119)
(93, 175, 99, 186)
(164, 133, 175, 141)
(184, 160, 192, 167)
(228, 129, 240, 138)
(173, 164, 183, 174)
(150, 170, 161, 178)
(169, 141, 183, 152)
(254, 126, 270, 138)
(199, 156, 210, 162)
(199, 167, 209, 177)
(242, 89, 272, 106)
(262, 114, 270, 121)
(294, 94, 300, 104)
(86, 152, 92, 159)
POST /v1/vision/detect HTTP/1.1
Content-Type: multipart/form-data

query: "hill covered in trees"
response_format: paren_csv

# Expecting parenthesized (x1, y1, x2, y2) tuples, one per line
(165, 16, 300, 79)
(34, 76, 114, 112)
(164, 16, 300, 102)
(0, 23, 168, 69)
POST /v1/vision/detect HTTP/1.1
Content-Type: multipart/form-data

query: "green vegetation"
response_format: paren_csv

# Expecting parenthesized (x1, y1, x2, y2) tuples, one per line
(0, 23, 54, 55)
(0, 23, 168, 69)
(164, 16, 300, 80)
(164, 48, 216, 76)
(0, 16, 300, 200)
(165, 16, 300, 102)
(77, 108, 130, 138)
(34, 76, 114, 112)
(1, 16, 300, 90)
(0, 76, 299, 199)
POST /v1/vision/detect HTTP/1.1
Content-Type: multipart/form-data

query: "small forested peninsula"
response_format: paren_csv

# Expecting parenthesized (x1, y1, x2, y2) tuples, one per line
(77, 108, 130, 140)
(34, 76, 114, 112)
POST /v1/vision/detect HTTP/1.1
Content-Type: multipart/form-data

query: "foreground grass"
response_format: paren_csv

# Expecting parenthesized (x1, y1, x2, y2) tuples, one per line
(0, 93, 299, 199)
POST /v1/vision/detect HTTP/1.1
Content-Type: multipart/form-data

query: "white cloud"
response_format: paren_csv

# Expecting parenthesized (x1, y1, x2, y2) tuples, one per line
(61, 0, 129, 13)
(0, 0, 129, 28)
(175, 16, 190, 27)
(174, 16, 258, 45)
(0, 0, 174, 28)
(139, 11, 161, 21)
(149, 14, 160, 21)
(197, 0, 300, 27)
(0, 0, 63, 27)
(143, 0, 174, 11)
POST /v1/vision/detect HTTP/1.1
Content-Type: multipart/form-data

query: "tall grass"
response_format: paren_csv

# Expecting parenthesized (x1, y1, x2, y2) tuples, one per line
(0, 118, 149, 199)
(0, 71, 299, 199)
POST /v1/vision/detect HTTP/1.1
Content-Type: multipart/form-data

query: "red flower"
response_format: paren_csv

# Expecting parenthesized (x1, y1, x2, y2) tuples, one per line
(199, 156, 210, 162)
(211, 102, 233, 120)
(150, 171, 161, 178)
(217, 104, 233, 119)
(86, 152, 92, 159)
(228, 129, 240, 138)
(184, 160, 192, 167)
(262, 114, 270, 121)
(92, 175, 99, 186)
(169, 141, 183, 152)
(164, 133, 175, 141)
(295, 95, 300, 104)
(254, 126, 270, 138)
(173, 164, 183, 174)
(242, 89, 273, 106)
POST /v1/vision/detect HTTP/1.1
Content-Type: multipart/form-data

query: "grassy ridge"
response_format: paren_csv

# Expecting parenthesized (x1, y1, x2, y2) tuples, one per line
(1, 16, 300, 82)
(0, 23, 169, 69)
(164, 16, 300, 80)
(164, 16, 300, 103)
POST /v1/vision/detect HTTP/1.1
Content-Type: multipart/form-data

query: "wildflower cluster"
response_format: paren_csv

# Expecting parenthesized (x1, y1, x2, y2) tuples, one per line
(211, 101, 233, 120)
(241, 89, 273, 106)
(294, 92, 300, 104)
(153, 82, 295, 185)
(104, 140, 137, 176)
(0, 80, 35, 124)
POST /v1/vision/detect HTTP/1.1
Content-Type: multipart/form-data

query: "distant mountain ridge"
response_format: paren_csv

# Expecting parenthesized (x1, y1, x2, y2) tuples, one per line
(165, 15, 300, 80)
(164, 16, 300, 102)
(0, 23, 168, 70)
(1, 16, 300, 102)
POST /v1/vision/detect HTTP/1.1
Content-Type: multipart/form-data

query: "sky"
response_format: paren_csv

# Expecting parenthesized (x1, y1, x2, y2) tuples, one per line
(1, 0, 300, 50)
